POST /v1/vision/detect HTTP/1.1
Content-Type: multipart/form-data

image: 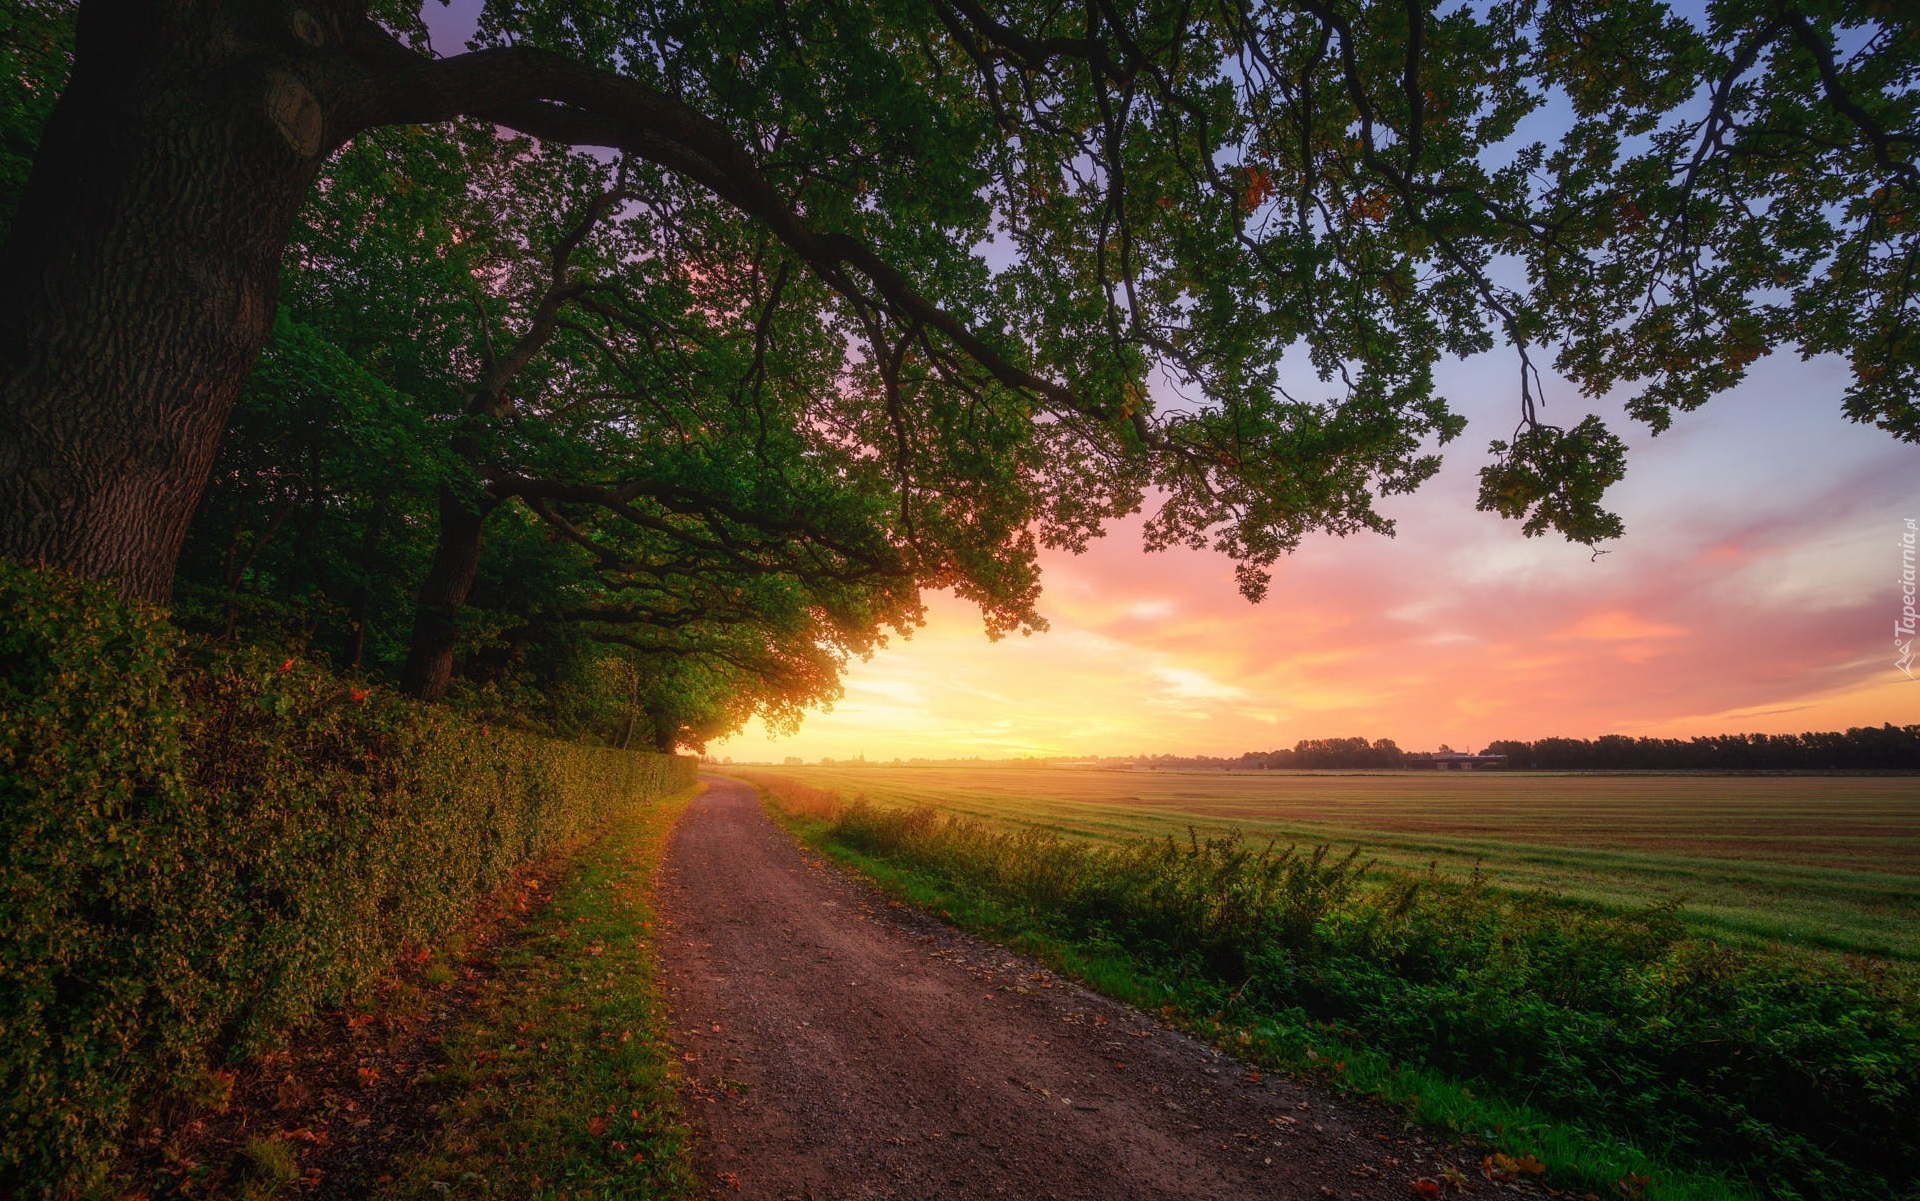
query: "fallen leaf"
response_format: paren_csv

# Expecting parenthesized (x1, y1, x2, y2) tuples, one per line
(718, 1171, 741, 1190)
(1410, 1181, 1442, 1199)
(1488, 1152, 1548, 1181)
(587, 1116, 608, 1137)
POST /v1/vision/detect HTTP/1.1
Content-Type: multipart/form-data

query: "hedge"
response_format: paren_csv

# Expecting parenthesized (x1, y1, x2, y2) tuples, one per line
(0, 561, 695, 1195)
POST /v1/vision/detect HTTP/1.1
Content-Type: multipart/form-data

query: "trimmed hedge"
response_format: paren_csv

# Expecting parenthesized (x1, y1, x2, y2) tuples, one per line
(0, 561, 694, 1195)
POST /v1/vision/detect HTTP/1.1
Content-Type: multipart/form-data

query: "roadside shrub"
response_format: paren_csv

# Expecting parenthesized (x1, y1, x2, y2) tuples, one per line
(0, 561, 694, 1195)
(811, 795, 1919, 1200)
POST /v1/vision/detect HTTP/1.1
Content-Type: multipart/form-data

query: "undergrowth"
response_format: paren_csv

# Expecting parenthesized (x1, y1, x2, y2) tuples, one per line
(740, 772, 1920, 1201)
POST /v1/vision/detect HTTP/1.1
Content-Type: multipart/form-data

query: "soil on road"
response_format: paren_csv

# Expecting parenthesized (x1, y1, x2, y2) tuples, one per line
(657, 776, 1497, 1201)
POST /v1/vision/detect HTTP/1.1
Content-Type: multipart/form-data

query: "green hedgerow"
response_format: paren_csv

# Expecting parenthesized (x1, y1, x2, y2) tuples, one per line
(0, 561, 694, 1195)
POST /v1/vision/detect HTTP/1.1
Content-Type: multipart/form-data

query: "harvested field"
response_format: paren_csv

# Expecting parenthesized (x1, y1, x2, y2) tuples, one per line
(739, 766, 1920, 959)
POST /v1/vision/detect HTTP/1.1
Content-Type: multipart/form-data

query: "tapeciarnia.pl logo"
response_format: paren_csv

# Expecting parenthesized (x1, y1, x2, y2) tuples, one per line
(1900, 518, 1916, 679)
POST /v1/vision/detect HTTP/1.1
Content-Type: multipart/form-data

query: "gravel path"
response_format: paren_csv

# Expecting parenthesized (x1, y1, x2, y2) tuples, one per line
(657, 776, 1497, 1201)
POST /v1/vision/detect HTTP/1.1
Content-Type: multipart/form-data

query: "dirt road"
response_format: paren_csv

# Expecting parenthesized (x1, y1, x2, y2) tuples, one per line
(657, 776, 1497, 1201)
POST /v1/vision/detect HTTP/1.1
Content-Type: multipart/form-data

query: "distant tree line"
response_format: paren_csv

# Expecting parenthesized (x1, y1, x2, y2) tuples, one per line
(1239, 738, 1412, 769)
(1049, 737, 1414, 771)
(1016, 726, 1920, 772)
(1483, 725, 1920, 771)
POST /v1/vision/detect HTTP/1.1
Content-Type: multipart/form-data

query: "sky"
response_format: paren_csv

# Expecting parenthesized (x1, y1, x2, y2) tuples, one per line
(712, 348, 1920, 761)
(419, 3, 1920, 760)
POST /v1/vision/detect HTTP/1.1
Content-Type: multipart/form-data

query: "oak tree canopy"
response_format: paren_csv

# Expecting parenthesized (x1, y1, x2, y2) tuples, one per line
(0, 0, 1914, 735)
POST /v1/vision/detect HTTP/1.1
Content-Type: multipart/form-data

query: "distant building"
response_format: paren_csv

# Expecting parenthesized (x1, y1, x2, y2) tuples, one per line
(1418, 751, 1507, 770)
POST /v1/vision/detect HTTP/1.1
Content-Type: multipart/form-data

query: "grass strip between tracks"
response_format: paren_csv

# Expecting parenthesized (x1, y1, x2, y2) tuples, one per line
(752, 785, 1765, 1201)
(370, 785, 701, 1201)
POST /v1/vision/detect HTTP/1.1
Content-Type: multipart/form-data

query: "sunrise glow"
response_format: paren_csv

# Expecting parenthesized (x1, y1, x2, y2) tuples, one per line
(716, 352, 1920, 761)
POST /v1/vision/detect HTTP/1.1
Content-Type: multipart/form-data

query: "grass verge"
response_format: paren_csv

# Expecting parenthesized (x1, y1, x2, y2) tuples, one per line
(742, 775, 1915, 1201)
(370, 785, 701, 1201)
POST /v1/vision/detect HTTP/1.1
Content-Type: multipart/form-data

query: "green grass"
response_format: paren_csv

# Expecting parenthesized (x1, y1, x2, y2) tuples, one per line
(371, 786, 700, 1201)
(740, 773, 1920, 1201)
(236, 1136, 298, 1201)
(753, 765, 1920, 959)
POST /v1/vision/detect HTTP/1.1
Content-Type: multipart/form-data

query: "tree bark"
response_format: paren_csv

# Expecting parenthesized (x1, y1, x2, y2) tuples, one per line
(343, 497, 391, 673)
(647, 702, 676, 754)
(398, 486, 495, 700)
(0, 3, 351, 601)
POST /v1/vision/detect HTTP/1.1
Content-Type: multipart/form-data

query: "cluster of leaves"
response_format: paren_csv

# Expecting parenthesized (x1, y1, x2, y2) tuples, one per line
(172, 116, 925, 746)
(0, 0, 70, 234)
(463, 0, 1920, 582)
(0, 562, 693, 1194)
(814, 797, 1919, 1200)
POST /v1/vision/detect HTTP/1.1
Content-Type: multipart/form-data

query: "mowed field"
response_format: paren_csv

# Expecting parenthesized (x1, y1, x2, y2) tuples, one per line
(746, 765, 1920, 961)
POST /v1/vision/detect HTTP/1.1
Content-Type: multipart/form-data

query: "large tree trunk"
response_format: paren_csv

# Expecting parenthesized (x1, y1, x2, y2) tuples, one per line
(648, 702, 677, 754)
(0, 4, 345, 602)
(343, 498, 391, 673)
(398, 487, 496, 700)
